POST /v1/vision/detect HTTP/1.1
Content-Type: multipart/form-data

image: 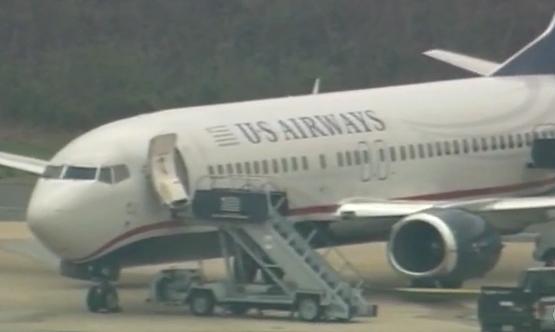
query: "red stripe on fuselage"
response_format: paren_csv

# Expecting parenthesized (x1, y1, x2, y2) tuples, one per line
(397, 176, 555, 200)
(72, 176, 555, 263)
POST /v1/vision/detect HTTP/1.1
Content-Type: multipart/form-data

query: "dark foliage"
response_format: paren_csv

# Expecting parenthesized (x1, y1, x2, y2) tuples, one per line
(0, 0, 554, 129)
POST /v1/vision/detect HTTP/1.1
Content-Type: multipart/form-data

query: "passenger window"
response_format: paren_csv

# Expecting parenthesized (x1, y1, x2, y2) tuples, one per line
(516, 134, 524, 148)
(319, 154, 327, 169)
(444, 142, 451, 155)
(362, 150, 370, 164)
(272, 159, 279, 173)
(337, 152, 344, 167)
(43, 165, 64, 179)
(499, 135, 506, 149)
(409, 145, 416, 159)
(452, 141, 459, 155)
(226, 164, 233, 175)
(113, 165, 130, 183)
(64, 166, 97, 180)
(508, 135, 515, 149)
(244, 162, 252, 175)
(253, 161, 260, 174)
(462, 139, 470, 154)
(472, 138, 480, 152)
(99, 167, 113, 184)
(436, 142, 443, 156)
(235, 163, 243, 174)
(400, 146, 407, 161)
(345, 151, 353, 166)
(281, 158, 288, 173)
(216, 165, 224, 175)
(491, 136, 498, 150)
(291, 157, 299, 172)
(427, 143, 434, 158)
(481, 138, 489, 151)
(354, 150, 362, 165)
(418, 144, 425, 158)
(390, 147, 397, 162)
(301, 156, 309, 170)
(262, 160, 269, 174)
(291, 157, 298, 171)
(379, 148, 386, 162)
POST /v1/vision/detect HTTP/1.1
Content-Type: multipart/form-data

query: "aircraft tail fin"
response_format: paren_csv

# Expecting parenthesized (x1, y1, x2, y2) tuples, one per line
(493, 14, 555, 76)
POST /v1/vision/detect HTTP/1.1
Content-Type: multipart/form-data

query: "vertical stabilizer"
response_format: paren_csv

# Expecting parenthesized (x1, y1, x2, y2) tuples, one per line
(493, 14, 555, 76)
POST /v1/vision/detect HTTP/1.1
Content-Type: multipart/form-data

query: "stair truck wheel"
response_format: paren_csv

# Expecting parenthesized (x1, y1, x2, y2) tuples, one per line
(297, 295, 322, 322)
(190, 290, 215, 316)
(228, 303, 249, 315)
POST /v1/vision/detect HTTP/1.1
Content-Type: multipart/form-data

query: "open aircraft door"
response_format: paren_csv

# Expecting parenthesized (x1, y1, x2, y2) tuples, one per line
(148, 134, 190, 209)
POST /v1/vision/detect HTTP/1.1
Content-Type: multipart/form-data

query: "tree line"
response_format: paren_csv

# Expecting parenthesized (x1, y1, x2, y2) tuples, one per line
(0, 0, 554, 130)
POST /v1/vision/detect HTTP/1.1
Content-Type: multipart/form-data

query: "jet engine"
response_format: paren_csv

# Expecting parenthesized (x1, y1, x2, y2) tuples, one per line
(387, 209, 503, 286)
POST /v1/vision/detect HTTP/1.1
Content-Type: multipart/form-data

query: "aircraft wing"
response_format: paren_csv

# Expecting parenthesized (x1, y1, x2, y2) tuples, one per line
(337, 196, 555, 234)
(0, 152, 47, 175)
(423, 49, 499, 76)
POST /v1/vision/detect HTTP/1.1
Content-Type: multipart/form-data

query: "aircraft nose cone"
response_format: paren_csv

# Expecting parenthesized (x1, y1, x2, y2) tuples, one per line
(26, 192, 70, 256)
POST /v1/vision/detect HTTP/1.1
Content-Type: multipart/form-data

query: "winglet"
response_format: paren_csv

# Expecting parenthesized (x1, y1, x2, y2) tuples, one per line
(423, 49, 499, 76)
(493, 13, 555, 76)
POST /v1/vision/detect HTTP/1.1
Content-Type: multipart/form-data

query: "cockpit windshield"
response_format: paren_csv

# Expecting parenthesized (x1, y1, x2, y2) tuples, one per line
(42, 165, 64, 179)
(64, 167, 97, 180)
(41, 164, 130, 183)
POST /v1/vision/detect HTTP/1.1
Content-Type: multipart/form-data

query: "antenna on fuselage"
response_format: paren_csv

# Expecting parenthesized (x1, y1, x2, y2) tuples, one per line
(312, 78, 321, 94)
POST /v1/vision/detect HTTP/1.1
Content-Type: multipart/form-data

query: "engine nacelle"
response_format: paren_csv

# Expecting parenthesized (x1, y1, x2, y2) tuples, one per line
(388, 209, 503, 282)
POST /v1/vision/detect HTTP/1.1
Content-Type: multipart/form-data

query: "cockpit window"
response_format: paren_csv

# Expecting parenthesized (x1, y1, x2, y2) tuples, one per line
(64, 166, 97, 180)
(113, 165, 130, 183)
(42, 165, 64, 179)
(98, 167, 113, 184)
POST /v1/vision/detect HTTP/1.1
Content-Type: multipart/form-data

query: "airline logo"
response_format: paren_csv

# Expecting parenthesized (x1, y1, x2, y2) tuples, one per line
(205, 125, 241, 147)
(206, 110, 387, 147)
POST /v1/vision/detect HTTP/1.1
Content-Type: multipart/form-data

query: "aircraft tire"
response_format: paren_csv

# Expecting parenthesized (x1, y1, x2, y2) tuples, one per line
(86, 284, 120, 313)
(297, 295, 322, 322)
(189, 290, 215, 316)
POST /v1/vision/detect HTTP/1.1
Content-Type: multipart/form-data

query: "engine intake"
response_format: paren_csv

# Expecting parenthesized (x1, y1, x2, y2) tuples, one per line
(388, 209, 502, 281)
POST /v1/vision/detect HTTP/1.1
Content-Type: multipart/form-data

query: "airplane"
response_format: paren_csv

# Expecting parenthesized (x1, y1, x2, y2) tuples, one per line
(3, 13, 555, 313)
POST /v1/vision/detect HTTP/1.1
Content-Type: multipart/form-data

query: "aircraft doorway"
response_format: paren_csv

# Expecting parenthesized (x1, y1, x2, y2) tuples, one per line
(148, 134, 190, 209)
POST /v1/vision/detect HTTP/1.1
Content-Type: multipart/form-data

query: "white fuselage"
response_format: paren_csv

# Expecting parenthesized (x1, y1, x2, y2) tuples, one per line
(26, 75, 555, 264)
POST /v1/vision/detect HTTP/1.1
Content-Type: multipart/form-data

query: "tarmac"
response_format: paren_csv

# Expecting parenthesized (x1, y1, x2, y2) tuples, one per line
(0, 221, 543, 332)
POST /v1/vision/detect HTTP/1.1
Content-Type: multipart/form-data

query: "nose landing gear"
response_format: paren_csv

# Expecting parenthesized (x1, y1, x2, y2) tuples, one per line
(86, 281, 121, 313)
(85, 264, 121, 313)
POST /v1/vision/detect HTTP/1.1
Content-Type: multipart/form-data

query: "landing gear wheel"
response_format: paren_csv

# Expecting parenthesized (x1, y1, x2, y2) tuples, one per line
(297, 296, 321, 322)
(228, 303, 249, 315)
(86, 283, 120, 313)
(190, 291, 215, 316)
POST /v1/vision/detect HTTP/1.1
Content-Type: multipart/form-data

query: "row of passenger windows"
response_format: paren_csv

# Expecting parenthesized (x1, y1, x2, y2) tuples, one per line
(208, 156, 310, 176)
(208, 130, 555, 175)
(338, 131, 554, 166)
(42, 165, 130, 184)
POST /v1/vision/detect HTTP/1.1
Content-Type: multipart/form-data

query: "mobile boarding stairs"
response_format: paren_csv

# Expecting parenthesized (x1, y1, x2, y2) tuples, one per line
(150, 177, 378, 322)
